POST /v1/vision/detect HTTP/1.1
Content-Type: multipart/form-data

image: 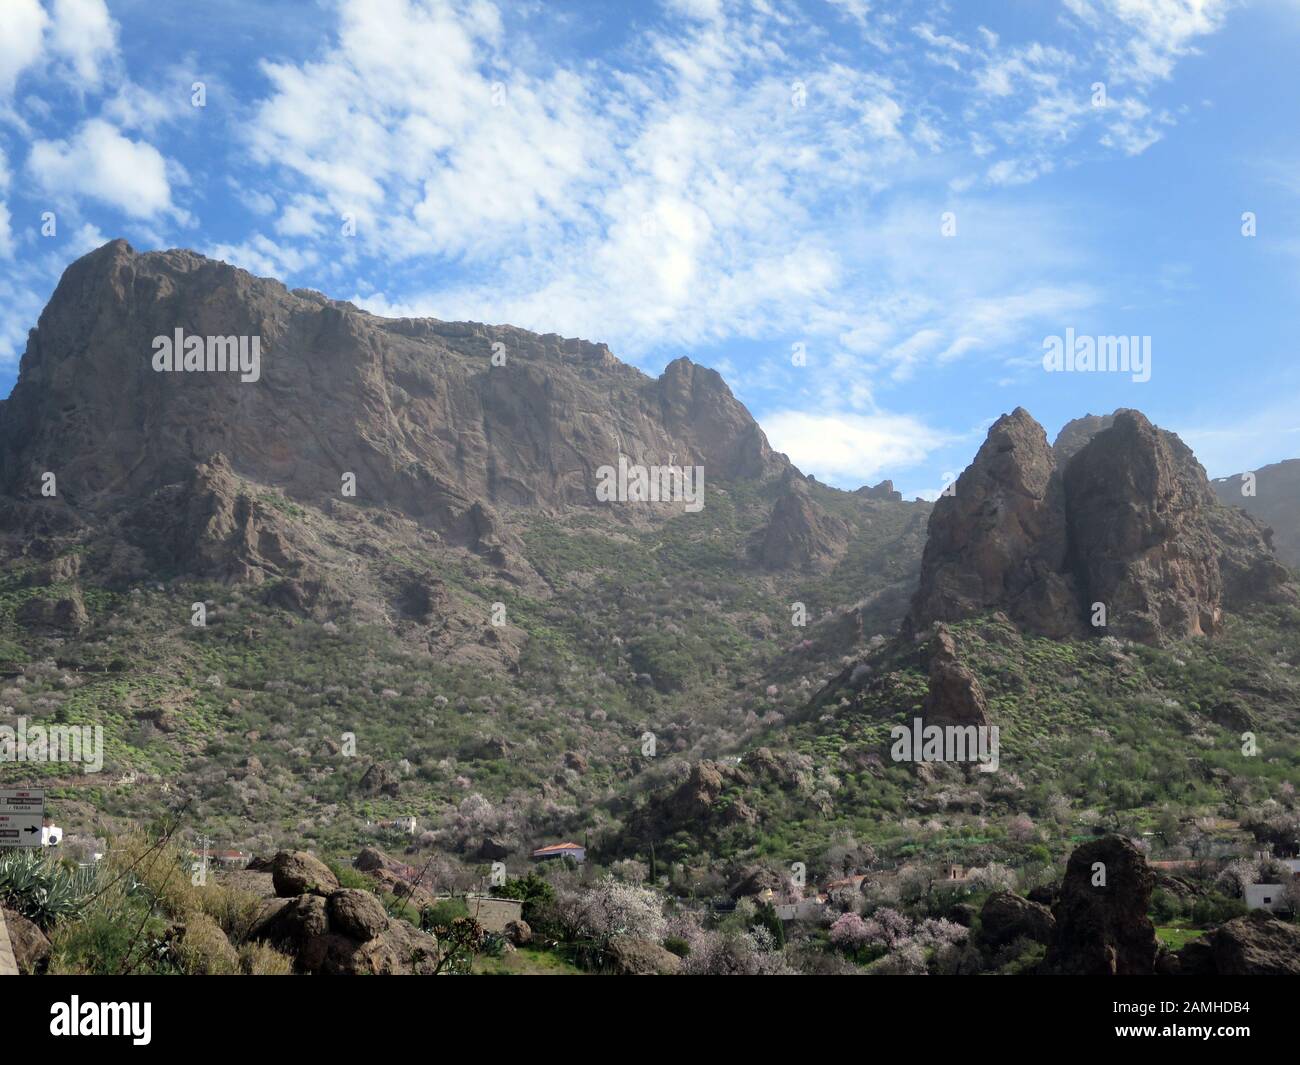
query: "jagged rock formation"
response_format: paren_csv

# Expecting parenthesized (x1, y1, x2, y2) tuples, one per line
(908, 408, 1077, 639)
(1062, 411, 1224, 642)
(1212, 459, 1300, 570)
(1047, 835, 1157, 975)
(922, 627, 990, 728)
(908, 408, 1294, 644)
(856, 479, 903, 502)
(754, 473, 849, 572)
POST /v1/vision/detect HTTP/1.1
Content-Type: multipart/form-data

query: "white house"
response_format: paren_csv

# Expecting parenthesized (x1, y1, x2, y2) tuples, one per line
(1245, 883, 1288, 913)
(367, 816, 417, 835)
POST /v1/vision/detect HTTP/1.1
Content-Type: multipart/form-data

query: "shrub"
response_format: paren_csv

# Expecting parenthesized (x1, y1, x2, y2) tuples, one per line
(239, 940, 294, 975)
(0, 849, 97, 928)
(663, 935, 691, 958)
(175, 912, 240, 975)
(327, 860, 373, 890)
(420, 897, 469, 931)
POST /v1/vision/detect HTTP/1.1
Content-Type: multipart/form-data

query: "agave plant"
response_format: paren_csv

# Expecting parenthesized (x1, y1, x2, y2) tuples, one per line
(0, 848, 98, 928)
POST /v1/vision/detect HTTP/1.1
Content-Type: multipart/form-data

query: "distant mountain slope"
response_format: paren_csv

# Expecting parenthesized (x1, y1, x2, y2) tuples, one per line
(0, 241, 929, 859)
(1212, 459, 1300, 571)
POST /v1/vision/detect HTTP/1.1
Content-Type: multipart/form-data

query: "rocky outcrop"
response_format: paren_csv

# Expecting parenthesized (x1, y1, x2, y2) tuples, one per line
(328, 888, 390, 940)
(978, 891, 1056, 949)
(250, 887, 440, 976)
(654, 357, 783, 482)
(358, 762, 400, 798)
(856, 479, 903, 502)
(127, 454, 304, 584)
(2, 907, 51, 974)
(505, 919, 532, 946)
(1063, 411, 1223, 643)
(646, 761, 758, 839)
(922, 628, 990, 728)
(605, 935, 682, 975)
(16, 589, 89, 632)
(754, 474, 849, 572)
(1206, 504, 1297, 611)
(908, 408, 1294, 645)
(1047, 836, 1157, 975)
(1204, 911, 1300, 975)
(271, 850, 340, 898)
(908, 408, 1077, 639)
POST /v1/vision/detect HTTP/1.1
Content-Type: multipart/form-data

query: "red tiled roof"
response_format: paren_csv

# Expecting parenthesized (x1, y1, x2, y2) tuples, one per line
(532, 841, 584, 855)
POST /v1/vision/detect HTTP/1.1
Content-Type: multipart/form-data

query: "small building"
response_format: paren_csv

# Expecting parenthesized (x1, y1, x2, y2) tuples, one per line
(774, 896, 828, 921)
(211, 849, 251, 869)
(365, 816, 418, 835)
(1245, 884, 1289, 913)
(531, 841, 586, 863)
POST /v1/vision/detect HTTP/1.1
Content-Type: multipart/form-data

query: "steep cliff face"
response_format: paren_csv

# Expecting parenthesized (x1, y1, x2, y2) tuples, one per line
(0, 240, 791, 585)
(754, 473, 850, 572)
(907, 408, 1294, 644)
(906, 407, 1078, 638)
(1062, 410, 1224, 642)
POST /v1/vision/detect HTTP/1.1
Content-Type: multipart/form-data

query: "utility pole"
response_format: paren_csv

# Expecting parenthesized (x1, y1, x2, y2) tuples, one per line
(199, 834, 212, 884)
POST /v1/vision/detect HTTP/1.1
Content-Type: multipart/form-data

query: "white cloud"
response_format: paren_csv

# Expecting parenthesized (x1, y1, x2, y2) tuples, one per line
(0, 0, 49, 94)
(28, 118, 177, 219)
(862, 95, 904, 138)
(211, 0, 1227, 378)
(67, 221, 106, 256)
(207, 233, 321, 279)
(48, 0, 118, 88)
(0, 201, 14, 259)
(761, 409, 948, 486)
(0, 269, 45, 366)
(1064, 0, 1230, 85)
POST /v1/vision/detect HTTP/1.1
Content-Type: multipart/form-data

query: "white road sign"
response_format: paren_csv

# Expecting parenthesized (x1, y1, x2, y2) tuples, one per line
(0, 789, 45, 847)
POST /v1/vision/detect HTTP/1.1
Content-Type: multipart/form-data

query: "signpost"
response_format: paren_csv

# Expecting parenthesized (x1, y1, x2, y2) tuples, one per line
(0, 788, 45, 848)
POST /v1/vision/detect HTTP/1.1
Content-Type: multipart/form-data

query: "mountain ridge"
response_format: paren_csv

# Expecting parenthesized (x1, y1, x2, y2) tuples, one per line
(1, 244, 1298, 965)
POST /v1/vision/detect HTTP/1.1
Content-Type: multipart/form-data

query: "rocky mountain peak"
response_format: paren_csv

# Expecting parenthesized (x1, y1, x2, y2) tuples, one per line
(907, 406, 1294, 644)
(0, 240, 791, 589)
(906, 406, 1075, 639)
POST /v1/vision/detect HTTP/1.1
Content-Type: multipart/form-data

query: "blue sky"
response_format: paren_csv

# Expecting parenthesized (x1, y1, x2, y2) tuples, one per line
(1, 0, 1298, 498)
